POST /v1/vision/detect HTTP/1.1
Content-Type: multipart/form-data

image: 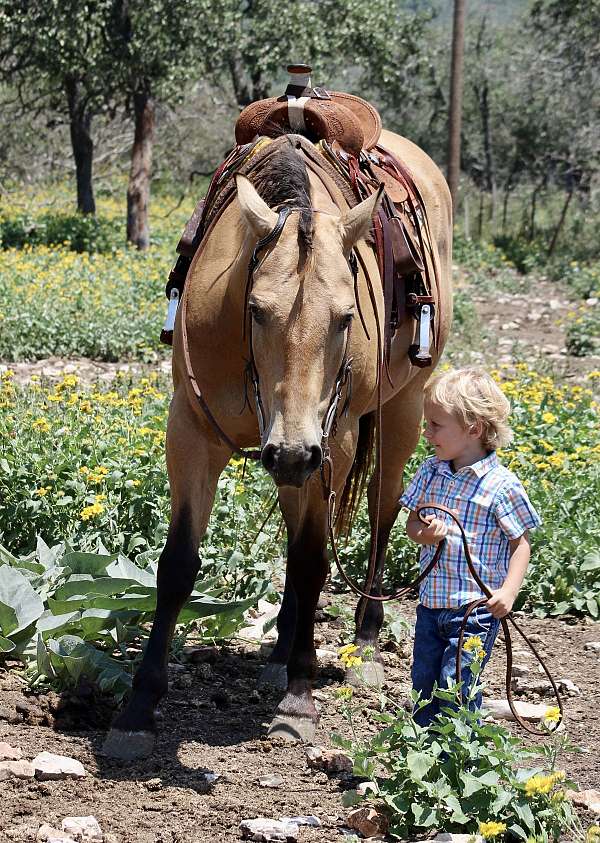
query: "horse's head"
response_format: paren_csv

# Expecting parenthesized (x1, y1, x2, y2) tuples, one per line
(236, 173, 382, 487)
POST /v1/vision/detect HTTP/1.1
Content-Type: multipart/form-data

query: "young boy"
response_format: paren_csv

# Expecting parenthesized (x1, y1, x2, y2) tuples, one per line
(399, 366, 540, 726)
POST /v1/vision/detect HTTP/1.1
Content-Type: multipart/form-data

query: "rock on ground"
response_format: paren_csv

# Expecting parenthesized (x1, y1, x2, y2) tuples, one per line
(32, 752, 87, 780)
(240, 817, 299, 842)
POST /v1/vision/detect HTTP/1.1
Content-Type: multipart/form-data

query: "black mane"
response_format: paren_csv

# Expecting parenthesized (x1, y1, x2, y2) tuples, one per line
(253, 140, 313, 255)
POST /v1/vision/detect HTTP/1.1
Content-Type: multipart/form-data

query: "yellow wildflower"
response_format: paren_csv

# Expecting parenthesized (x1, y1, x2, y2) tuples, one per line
(524, 773, 561, 797)
(463, 635, 483, 653)
(35, 487, 50, 497)
(541, 412, 556, 424)
(32, 417, 50, 432)
(80, 501, 105, 521)
(544, 706, 561, 723)
(479, 821, 507, 838)
(343, 655, 363, 668)
(586, 826, 600, 843)
(338, 643, 359, 657)
(335, 686, 354, 701)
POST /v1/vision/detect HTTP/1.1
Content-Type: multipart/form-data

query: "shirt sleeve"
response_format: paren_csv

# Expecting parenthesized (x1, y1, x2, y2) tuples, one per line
(399, 459, 435, 512)
(494, 480, 541, 539)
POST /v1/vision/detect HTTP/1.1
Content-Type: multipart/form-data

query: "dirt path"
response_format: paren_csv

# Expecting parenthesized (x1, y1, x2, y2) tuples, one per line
(1, 597, 599, 843)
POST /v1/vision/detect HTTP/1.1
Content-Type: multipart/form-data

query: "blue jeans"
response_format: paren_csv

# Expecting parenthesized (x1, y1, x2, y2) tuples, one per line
(411, 604, 500, 727)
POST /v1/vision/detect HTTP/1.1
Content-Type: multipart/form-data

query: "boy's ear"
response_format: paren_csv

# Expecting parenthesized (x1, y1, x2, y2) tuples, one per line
(469, 420, 484, 439)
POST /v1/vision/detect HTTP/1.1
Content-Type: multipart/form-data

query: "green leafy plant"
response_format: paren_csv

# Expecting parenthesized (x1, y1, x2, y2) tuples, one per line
(334, 662, 579, 841)
(0, 537, 267, 700)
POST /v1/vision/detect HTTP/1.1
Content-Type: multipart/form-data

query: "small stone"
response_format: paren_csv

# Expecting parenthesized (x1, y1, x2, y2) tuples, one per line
(433, 835, 484, 843)
(175, 672, 193, 689)
(145, 777, 162, 791)
(511, 664, 530, 678)
(305, 745, 353, 773)
(33, 752, 87, 780)
(240, 817, 299, 841)
(15, 699, 46, 723)
(61, 817, 103, 842)
(484, 699, 554, 723)
(280, 816, 321, 827)
(357, 781, 378, 797)
(571, 789, 600, 814)
(37, 825, 74, 843)
(258, 773, 284, 788)
(0, 742, 22, 761)
(347, 807, 389, 838)
(0, 759, 35, 779)
(0, 705, 21, 725)
(558, 678, 581, 695)
(584, 641, 600, 652)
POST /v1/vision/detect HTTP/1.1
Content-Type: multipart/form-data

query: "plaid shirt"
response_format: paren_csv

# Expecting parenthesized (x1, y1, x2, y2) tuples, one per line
(399, 452, 541, 609)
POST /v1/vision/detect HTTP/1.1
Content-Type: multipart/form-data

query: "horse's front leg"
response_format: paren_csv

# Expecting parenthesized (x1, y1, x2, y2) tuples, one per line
(103, 388, 230, 760)
(267, 478, 329, 742)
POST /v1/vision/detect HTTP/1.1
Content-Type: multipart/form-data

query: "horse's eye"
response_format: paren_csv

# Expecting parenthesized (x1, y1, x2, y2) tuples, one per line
(249, 303, 266, 325)
(339, 312, 354, 332)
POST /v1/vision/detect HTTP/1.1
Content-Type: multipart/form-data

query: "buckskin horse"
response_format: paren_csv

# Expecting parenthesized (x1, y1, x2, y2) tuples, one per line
(103, 78, 452, 761)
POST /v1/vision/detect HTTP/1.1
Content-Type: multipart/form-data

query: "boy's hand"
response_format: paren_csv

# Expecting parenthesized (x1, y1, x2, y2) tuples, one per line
(486, 586, 517, 618)
(419, 515, 448, 544)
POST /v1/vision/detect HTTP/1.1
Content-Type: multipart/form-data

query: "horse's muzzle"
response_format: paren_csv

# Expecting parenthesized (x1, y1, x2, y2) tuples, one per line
(261, 442, 322, 487)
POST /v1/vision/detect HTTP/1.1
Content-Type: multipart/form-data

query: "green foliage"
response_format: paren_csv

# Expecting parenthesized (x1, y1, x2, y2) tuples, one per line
(0, 212, 121, 252)
(565, 310, 600, 358)
(334, 675, 579, 841)
(0, 537, 267, 699)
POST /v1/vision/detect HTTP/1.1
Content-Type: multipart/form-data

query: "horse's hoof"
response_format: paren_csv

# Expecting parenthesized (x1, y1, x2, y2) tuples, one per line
(258, 662, 288, 690)
(346, 659, 385, 688)
(101, 728, 155, 761)
(267, 714, 316, 743)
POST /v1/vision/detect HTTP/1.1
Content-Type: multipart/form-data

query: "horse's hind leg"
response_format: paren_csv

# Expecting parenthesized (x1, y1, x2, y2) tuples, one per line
(349, 376, 428, 686)
(103, 387, 230, 760)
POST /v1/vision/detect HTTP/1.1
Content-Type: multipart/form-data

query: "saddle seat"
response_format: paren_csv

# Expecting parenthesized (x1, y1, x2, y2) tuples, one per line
(235, 64, 382, 157)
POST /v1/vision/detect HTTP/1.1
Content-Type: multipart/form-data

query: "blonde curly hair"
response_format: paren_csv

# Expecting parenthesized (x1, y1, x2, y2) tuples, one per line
(424, 366, 513, 451)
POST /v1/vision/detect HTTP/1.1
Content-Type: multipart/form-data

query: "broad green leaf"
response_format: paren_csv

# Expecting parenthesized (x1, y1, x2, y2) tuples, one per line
(0, 634, 16, 653)
(406, 750, 435, 780)
(581, 551, 600, 572)
(61, 551, 116, 576)
(411, 803, 437, 827)
(36, 610, 81, 639)
(106, 555, 155, 587)
(36, 635, 56, 679)
(0, 565, 45, 636)
(444, 794, 469, 824)
(54, 576, 149, 600)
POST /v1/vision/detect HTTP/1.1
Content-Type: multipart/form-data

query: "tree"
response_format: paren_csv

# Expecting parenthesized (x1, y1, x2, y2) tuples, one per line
(0, 1, 113, 213)
(104, 0, 224, 249)
(447, 0, 466, 213)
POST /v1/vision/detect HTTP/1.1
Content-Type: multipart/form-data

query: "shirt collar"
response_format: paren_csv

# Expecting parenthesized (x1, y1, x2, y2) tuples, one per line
(435, 451, 499, 478)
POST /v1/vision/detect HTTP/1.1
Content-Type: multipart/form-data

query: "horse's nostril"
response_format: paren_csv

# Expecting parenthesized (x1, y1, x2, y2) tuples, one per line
(308, 444, 322, 471)
(261, 443, 277, 472)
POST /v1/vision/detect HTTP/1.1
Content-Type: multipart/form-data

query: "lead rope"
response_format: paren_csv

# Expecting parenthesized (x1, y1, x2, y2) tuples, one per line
(324, 493, 563, 733)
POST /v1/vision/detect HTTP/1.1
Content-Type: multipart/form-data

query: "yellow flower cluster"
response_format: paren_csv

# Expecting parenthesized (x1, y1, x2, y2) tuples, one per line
(338, 643, 363, 669)
(479, 820, 507, 838)
(335, 686, 354, 701)
(524, 771, 565, 797)
(463, 635, 485, 660)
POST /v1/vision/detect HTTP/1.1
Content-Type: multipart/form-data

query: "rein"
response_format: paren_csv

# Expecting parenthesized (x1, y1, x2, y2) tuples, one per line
(324, 494, 564, 733)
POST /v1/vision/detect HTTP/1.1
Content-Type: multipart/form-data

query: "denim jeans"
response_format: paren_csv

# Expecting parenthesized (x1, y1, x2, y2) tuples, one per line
(411, 603, 500, 727)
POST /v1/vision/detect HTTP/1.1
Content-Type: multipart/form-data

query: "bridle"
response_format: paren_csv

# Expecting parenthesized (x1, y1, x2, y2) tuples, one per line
(180, 203, 356, 466)
(179, 198, 563, 735)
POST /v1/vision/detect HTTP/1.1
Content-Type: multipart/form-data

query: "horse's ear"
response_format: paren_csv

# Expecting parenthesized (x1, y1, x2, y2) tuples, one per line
(340, 184, 385, 253)
(235, 174, 279, 239)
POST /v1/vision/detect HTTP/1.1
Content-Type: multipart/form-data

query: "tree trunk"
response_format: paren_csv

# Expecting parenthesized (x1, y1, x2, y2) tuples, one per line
(127, 90, 155, 250)
(547, 189, 574, 257)
(65, 76, 95, 215)
(447, 0, 467, 215)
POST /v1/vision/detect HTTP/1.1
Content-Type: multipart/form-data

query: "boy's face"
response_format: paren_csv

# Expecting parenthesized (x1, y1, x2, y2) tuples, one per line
(423, 400, 482, 463)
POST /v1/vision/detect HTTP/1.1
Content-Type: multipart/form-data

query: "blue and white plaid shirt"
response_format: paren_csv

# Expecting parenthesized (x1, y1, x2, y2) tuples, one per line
(399, 452, 541, 609)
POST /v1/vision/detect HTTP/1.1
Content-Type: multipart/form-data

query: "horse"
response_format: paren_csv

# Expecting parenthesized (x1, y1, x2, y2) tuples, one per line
(103, 128, 452, 761)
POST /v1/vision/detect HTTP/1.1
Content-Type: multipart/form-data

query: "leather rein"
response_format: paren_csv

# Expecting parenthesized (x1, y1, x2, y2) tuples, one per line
(178, 191, 563, 735)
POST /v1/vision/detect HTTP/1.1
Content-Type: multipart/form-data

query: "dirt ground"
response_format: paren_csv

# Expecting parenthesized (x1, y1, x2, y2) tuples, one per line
(1, 274, 598, 842)
(1, 595, 599, 843)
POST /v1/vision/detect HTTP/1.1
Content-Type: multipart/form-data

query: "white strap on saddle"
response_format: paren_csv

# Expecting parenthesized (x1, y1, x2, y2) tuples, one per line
(286, 68, 311, 132)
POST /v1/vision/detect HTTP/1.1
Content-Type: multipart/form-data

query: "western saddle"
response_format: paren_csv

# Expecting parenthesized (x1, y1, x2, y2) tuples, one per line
(162, 65, 438, 371)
